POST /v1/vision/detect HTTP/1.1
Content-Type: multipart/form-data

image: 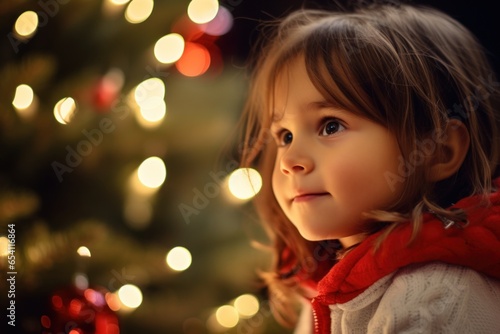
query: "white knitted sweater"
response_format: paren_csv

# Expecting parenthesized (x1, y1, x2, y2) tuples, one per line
(295, 262, 500, 333)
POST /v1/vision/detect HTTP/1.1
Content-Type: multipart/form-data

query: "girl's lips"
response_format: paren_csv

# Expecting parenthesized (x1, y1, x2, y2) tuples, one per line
(293, 193, 330, 202)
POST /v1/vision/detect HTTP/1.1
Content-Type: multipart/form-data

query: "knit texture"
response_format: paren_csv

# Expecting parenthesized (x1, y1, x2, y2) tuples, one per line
(306, 178, 500, 333)
(296, 263, 500, 333)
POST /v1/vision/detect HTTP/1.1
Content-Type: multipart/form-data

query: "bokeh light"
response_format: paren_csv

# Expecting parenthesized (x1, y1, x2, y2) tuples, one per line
(175, 42, 211, 77)
(125, 0, 154, 24)
(187, 0, 219, 24)
(166, 246, 192, 271)
(74, 273, 89, 290)
(227, 168, 262, 200)
(13, 84, 37, 120)
(132, 77, 167, 128)
(53, 97, 77, 125)
(154, 33, 185, 64)
(215, 305, 239, 328)
(128, 170, 156, 197)
(105, 292, 122, 311)
(137, 156, 166, 189)
(138, 96, 166, 122)
(117, 284, 143, 309)
(77, 246, 91, 257)
(14, 11, 38, 38)
(40, 315, 51, 329)
(12, 84, 34, 110)
(0, 237, 9, 257)
(84, 289, 106, 307)
(201, 5, 233, 36)
(233, 294, 259, 318)
(134, 77, 165, 104)
(103, 0, 131, 16)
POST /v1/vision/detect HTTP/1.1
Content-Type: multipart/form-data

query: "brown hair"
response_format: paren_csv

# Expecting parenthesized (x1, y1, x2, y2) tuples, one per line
(236, 2, 500, 327)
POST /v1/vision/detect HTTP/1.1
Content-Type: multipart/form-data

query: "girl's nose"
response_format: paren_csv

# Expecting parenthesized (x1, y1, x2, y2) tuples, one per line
(280, 143, 313, 175)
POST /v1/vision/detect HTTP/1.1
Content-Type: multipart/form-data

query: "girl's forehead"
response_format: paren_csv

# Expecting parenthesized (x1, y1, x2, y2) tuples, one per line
(270, 56, 328, 112)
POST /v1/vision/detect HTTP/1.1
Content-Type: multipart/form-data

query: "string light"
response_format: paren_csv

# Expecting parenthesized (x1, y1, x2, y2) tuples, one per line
(0, 237, 9, 257)
(215, 305, 239, 328)
(77, 246, 91, 257)
(12, 84, 34, 110)
(134, 77, 165, 103)
(117, 284, 143, 309)
(131, 77, 167, 128)
(125, 0, 154, 24)
(53, 97, 77, 125)
(187, 0, 219, 24)
(233, 294, 259, 318)
(227, 168, 262, 200)
(138, 97, 166, 123)
(105, 292, 122, 311)
(154, 33, 185, 64)
(137, 156, 166, 189)
(175, 42, 211, 77)
(14, 11, 38, 39)
(166, 246, 192, 271)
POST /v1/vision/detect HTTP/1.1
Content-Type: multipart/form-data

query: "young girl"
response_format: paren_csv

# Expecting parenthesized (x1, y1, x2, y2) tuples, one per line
(236, 2, 500, 333)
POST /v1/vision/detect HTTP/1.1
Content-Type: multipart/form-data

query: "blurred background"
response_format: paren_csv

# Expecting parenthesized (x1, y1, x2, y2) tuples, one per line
(0, 1, 498, 333)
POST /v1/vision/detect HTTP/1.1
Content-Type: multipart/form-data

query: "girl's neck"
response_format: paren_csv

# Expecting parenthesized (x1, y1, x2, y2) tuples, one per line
(339, 233, 366, 248)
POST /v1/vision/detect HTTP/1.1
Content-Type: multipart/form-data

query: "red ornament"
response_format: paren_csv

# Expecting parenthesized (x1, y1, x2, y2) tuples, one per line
(91, 69, 124, 113)
(41, 286, 120, 334)
(91, 78, 120, 112)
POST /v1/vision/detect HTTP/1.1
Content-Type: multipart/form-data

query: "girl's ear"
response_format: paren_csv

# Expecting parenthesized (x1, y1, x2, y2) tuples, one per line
(428, 119, 470, 182)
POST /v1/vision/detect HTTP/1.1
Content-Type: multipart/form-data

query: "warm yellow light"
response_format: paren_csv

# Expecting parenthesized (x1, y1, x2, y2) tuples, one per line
(14, 11, 38, 38)
(117, 284, 143, 308)
(139, 97, 166, 122)
(215, 305, 239, 328)
(103, 0, 130, 16)
(187, 0, 219, 24)
(137, 156, 166, 189)
(166, 246, 192, 272)
(53, 97, 77, 125)
(227, 168, 262, 200)
(12, 84, 34, 110)
(135, 114, 164, 129)
(77, 246, 91, 257)
(0, 237, 9, 257)
(128, 170, 156, 197)
(234, 294, 259, 318)
(134, 77, 165, 105)
(125, 0, 154, 24)
(154, 33, 185, 64)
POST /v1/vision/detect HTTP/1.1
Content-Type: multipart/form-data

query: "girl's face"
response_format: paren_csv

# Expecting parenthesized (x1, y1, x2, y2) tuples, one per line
(271, 57, 404, 247)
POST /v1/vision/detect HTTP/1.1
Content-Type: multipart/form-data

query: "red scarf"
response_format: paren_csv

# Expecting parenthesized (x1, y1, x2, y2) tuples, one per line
(310, 179, 500, 334)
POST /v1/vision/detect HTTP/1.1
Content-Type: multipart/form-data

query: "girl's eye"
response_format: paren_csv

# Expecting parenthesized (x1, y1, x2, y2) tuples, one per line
(320, 119, 345, 136)
(279, 131, 293, 146)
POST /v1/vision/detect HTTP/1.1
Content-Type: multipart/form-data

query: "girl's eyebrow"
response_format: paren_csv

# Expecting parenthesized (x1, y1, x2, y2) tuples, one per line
(307, 100, 331, 110)
(270, 101, 351, 126)
(307, 101, 351, 117)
